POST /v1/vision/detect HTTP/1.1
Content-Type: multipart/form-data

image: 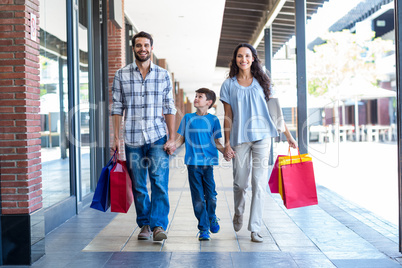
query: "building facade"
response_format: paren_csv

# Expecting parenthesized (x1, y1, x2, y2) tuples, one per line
(0, 0, 189, 265)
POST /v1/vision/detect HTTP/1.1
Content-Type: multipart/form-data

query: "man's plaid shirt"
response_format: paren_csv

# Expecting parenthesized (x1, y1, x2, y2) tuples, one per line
(111, 61, 177, 147)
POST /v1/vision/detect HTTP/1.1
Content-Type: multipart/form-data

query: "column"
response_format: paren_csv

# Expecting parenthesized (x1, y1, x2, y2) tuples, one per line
(0, 0, 44, 265)
(107, 0, 125, 158)
(295, 0, 308, 154)
(393, 0, 402, 253)
(264, 27, 274, 165)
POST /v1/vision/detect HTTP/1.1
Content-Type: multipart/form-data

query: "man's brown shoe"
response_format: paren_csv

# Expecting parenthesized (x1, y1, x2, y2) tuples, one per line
(138, 225, 152, 240)
(153, 226, 167, 241)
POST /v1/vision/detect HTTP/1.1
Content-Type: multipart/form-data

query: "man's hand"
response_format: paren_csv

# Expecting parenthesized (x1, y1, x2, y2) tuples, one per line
(164, 138, 176, 155)
(111, 137, 120, 154)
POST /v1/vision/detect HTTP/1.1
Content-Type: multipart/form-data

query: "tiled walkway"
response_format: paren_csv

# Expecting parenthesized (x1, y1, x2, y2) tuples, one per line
(17, 150, 402, 267)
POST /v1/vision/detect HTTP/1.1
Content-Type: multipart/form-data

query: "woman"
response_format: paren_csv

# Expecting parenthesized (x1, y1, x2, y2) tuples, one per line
(220, 43, 297, 242)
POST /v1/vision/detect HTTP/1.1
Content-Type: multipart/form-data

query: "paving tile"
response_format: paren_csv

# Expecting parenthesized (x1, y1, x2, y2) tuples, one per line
(63, 252, 113, 268)
(45, 239, 93, 253)
(200, 238, 240, 252)
(238, 241, 279, 252)
(21, 150, 402, 267)
(331, 258, 402, 268)
(161, 241, 200, 252)
(292, 257, 336, 268)
(279, 246, 321, 253)
(169, 252, 233, 268)
(231, 252, 298, 268)
(104, 252, 172, 268)
(82, 236, 130, 252)
(122, 238, 164, 252)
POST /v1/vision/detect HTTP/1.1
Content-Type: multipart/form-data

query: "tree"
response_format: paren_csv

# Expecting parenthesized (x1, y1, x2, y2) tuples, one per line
(307, 30, 394, 98)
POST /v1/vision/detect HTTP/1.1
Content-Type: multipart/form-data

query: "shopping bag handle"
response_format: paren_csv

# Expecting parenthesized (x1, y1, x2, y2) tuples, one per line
(288, 146, 302, 165)
(113, 149, 118, 163)
(108, 149, 118, 165)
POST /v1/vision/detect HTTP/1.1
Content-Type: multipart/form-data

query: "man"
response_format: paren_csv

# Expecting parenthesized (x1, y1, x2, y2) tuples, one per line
(111, 31, 176, 241)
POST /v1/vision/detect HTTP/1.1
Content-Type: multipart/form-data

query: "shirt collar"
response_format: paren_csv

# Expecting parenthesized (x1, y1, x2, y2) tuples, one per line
(133, 61, 154, 72)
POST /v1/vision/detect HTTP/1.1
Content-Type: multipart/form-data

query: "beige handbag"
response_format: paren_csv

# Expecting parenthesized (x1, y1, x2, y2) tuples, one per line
(267, 98, 286, 133)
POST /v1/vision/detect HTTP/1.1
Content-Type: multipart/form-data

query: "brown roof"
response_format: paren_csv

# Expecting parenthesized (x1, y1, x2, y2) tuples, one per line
(216, 0, 329, 67)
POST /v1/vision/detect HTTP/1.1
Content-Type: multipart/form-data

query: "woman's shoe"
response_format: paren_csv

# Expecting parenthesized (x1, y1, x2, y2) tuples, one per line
(251, 232, 263, 243)
(232, 214, 243, 232)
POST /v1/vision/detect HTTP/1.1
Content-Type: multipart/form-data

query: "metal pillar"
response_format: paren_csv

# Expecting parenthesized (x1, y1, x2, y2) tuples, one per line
(394, 0, 402, 253)
(294, 0, 308, 154)
(264, 28, 272, 73)
(264, 27, 275, 165)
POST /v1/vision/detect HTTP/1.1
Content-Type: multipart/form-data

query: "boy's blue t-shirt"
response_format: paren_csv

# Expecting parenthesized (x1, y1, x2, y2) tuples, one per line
(177, 113, 222, 166)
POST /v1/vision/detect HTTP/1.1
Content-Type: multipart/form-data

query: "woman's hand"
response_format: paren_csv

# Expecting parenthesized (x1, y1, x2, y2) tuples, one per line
(287, 136, 297, 149)
(224, 145, 235, 161)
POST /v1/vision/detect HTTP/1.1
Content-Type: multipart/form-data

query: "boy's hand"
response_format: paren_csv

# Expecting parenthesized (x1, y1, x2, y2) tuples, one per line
(224, 145, 235, 161)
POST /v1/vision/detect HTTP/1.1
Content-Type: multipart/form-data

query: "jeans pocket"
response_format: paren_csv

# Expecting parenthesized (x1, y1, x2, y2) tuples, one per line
(153, 135, 167, 146)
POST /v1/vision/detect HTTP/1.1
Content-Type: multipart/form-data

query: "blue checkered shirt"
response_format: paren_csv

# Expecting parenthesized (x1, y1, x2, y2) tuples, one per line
(111, 62, 177, 147)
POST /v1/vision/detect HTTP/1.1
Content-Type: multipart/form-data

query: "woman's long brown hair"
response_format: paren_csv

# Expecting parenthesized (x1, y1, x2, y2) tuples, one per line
(228, 43, 272, 101)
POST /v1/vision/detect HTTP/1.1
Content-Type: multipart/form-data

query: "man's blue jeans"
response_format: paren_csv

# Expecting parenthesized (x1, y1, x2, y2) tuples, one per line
(187, 165, 217, 231)
(125, 136, 170, 231)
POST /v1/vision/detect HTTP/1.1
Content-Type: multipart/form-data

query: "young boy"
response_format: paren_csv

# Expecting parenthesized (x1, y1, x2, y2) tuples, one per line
(176, 88, 225, 241)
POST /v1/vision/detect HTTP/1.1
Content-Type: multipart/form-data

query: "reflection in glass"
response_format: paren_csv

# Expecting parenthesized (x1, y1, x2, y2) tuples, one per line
(79, 0, 91, 197)
(39, 0, 70, 208)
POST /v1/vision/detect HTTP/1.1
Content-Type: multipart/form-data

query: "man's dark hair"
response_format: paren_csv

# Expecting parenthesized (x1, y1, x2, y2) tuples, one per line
(196, 88, 216, 109)
(132, 31, 153, 47)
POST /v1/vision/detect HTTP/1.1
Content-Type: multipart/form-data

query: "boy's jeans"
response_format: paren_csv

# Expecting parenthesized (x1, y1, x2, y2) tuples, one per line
(125, 136, 170, 231)
(187, 165, 217, 231)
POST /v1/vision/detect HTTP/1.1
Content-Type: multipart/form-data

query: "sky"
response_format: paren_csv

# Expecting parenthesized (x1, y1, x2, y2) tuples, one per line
(306, 0, 362, 43)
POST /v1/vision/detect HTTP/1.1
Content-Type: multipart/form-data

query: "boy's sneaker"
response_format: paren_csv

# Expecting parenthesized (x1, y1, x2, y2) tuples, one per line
(198, 230, 211, 241)
(210, 217, 220, 233)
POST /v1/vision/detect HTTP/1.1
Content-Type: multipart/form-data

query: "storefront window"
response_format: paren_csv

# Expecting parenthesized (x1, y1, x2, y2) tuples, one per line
(39, 0, 70, 208)
(79, 0, 92, 197)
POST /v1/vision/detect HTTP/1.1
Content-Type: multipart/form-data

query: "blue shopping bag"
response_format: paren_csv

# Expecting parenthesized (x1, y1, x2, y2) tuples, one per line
(90, 151, 117, 212)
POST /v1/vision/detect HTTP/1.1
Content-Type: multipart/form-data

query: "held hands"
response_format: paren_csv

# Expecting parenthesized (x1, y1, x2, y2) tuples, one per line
(164, 138, 177, 155)
(224, 145, 235, 161)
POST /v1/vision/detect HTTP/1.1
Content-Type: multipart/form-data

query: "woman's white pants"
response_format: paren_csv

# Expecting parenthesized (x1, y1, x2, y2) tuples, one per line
(232, 138, 271, 233)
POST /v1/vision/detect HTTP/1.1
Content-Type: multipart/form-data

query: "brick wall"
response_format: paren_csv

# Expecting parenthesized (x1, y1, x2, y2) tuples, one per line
(0, 0, 42, 214)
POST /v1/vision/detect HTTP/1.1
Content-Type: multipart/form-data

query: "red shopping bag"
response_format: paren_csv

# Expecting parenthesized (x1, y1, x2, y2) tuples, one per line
(269, 148, 312, 199)
(280, 152, 318, 209)
(268, 155, 286, 194)
(110, 160, 134, 213)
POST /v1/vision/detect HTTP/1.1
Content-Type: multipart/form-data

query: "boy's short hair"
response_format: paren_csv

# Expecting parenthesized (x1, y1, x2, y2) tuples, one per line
(196, 88, 216, 109)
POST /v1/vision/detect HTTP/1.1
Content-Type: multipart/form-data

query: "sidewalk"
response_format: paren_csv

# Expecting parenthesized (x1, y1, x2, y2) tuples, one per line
(18, 148, 402, 268)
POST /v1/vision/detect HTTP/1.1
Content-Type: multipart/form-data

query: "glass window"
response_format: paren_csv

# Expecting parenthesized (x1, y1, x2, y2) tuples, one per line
(39, 0, 70, 208)
(78, 0, 92, 197)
